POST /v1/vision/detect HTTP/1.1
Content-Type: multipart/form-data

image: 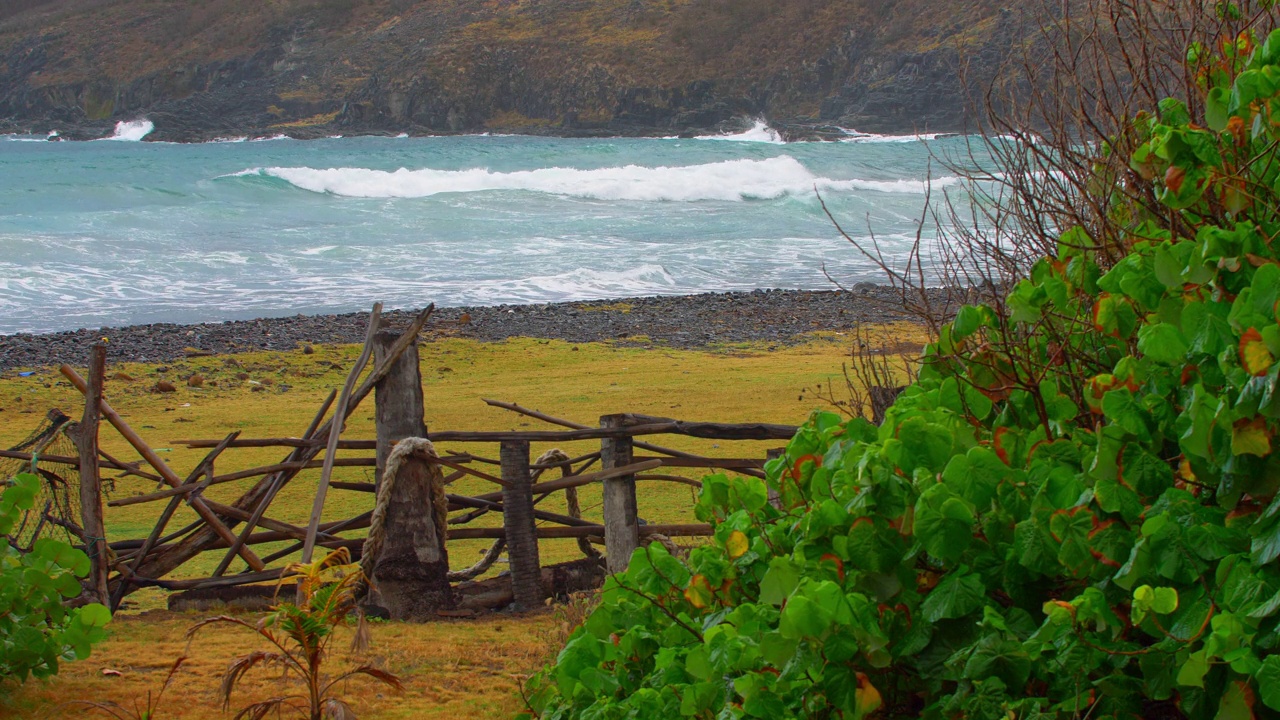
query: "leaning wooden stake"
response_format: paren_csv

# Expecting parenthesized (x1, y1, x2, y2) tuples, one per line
(212, 389, 336, 577)
(109, 432, 240, 611)
(75, 343, 110, 605)
(60, 365, 265, 572)
(300, 302, 383, 571)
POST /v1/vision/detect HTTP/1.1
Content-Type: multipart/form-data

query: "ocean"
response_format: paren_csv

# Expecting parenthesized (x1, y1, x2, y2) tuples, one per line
(0, 120, 975, 334)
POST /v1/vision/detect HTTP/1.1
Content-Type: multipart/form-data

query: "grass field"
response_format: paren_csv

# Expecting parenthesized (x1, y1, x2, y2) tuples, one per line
(0, 326, 924, 719)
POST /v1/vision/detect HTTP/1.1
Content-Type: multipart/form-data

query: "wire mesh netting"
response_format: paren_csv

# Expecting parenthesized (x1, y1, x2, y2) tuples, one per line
(0, 408, 107, 551)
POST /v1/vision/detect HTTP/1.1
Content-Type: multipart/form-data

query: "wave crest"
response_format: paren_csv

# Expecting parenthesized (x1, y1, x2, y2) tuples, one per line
(229, 156, 955, 201)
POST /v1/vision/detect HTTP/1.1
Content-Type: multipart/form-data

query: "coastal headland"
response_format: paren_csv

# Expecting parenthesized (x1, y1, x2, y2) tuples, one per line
(0, 0, 1020, 141)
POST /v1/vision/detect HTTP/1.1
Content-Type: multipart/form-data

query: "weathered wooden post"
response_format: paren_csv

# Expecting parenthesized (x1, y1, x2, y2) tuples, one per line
(363, 440, 453, 619)
(766, 447, 785, 510)
(600, 414, 638, 574)
(76, 343, 110, 605)
(501, 440, 542, 610)
(373, 329, 427, 487)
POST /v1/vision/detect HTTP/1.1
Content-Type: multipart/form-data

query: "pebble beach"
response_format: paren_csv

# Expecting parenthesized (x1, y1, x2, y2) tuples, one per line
(1, 287, 952, 371)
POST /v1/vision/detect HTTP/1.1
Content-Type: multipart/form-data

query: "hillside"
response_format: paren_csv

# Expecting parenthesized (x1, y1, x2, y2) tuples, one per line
(0, 0, 1017, 140)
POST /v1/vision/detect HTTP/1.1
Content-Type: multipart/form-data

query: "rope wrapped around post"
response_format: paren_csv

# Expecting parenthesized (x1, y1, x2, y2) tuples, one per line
(359, 438, 452, 617)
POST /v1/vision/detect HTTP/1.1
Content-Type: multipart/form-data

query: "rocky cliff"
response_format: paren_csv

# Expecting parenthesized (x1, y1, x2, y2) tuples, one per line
(0, 0, 1020, 141)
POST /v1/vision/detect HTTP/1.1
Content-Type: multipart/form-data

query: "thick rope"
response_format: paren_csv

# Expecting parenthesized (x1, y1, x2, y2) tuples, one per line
(448, 538, 505, 582)
(360, 438, 447, 586)
(536, 448, 601, 560)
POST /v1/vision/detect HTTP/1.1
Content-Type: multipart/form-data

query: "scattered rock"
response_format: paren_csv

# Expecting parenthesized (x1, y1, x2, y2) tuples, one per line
(235, 372, 250, 381)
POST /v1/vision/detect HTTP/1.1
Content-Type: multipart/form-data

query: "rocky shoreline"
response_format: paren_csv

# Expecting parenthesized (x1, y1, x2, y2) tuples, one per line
(0, 287, 953, 371)
(1, 118, 919, 144)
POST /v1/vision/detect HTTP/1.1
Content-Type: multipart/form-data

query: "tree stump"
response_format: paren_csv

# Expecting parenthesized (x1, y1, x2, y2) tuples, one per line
(364, 440, 453, 619)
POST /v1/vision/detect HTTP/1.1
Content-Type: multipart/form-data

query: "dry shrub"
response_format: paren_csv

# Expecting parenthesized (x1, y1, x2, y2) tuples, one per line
(832, 0, 1280, 408)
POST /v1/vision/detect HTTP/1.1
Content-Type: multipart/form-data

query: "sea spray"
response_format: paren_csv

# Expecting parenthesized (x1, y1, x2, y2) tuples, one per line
(694, 120, 785, 144)
(104, 119, 155, 141)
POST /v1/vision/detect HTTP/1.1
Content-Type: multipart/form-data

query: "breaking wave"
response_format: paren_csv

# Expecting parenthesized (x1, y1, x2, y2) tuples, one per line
(695, 120, 785, 144)
(228, 156, 958, 201)
(104, 119, 154, 141)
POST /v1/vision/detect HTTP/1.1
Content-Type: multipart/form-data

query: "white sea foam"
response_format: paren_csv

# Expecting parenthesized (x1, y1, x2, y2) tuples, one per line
(395, 133, 409, 139)
(695, 120, 785, 144)
(251, 134, 291, 142)
(104, 119, 154, 141)
(208, 136, 249, 144)
(298, 245, 338, 256)
(840, 129, 948, 143)
(235, 156, 954, 201)
(477, 264, 678, 304)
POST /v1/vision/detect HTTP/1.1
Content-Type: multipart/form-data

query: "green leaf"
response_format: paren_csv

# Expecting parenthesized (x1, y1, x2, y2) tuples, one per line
(1207, 86, 1231, 131)
(1257, 655, 1280, 710)
(1138, 323, 1190, 365)
(914, 484, 975, 563)
(1178, 650, 1210, 688)
(920, 571, 985, 622)
(779, 594, 828, 639)
(759, 558, 801, 607)
(953, 304, 984, 339)
(78, 604, 112, 628)
(1103, 388, 1151, 438)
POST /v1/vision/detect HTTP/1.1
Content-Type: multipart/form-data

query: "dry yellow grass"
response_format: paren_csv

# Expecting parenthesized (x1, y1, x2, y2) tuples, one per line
(0, 326, 926, 719)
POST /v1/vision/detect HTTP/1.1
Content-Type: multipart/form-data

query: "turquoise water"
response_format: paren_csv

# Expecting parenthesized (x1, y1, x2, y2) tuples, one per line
(0, 124, 972, 333)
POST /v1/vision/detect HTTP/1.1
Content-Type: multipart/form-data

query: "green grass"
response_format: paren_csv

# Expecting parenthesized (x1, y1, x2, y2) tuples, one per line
(0, 327, 925, 719)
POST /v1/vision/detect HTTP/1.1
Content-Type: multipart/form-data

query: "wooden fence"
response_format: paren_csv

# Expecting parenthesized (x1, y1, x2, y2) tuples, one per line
(31, 303, 795, 615)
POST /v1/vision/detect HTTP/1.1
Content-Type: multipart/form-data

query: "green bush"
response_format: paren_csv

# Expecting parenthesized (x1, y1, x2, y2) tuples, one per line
(0, 473, 110, 683)
(522, 25, 1280, 720)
